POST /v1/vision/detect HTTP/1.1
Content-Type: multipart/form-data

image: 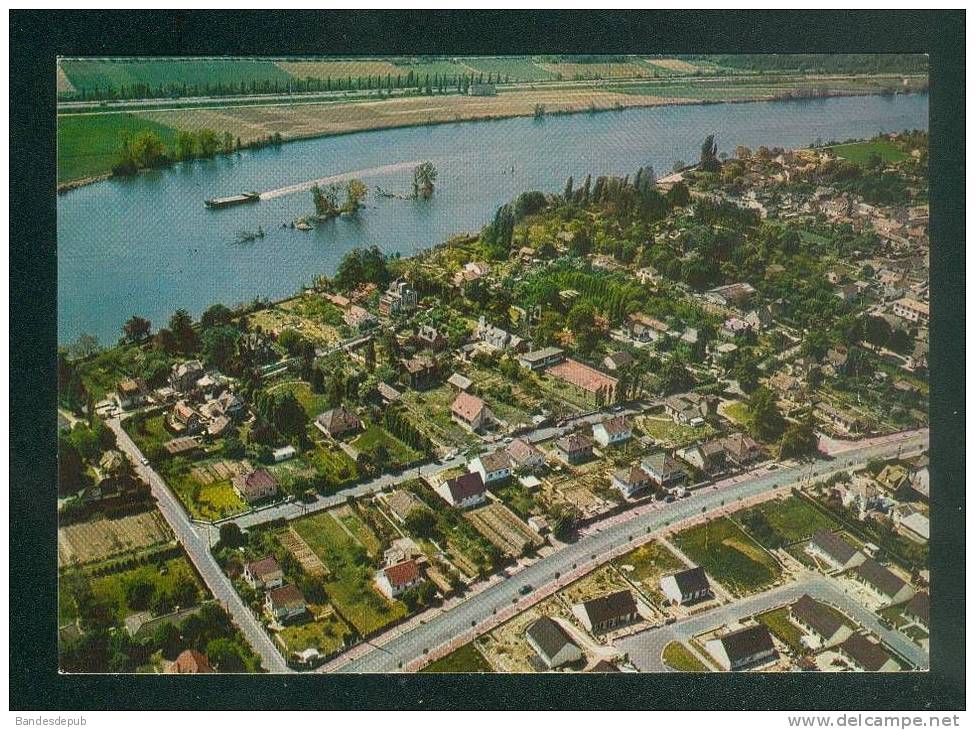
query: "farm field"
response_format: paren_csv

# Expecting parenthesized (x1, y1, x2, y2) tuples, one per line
(421, 641, 494, 673)
(537, 61, 659, 80)
(57, 111, 178, 183)
(59, 58, 293, 97)
(673, 517, 783, 597)
(827, 139, 912, 165)
(58, 511, 173, 567)
(662, 640, 710, 671)
(458, 57, 556, 82)
(291, 511, 407, 636)
(249, 294, 345, 345)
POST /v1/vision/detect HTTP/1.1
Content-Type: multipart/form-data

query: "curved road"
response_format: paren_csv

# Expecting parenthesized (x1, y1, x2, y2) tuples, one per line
(335, 429, 927, 673)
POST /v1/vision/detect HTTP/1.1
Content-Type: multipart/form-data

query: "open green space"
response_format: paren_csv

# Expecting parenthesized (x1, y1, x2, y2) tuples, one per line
(673, 517, 782, 597)
(460, 57, 557, 82)
(58, 112, 178, 183)
(737, 495, 843, 549)
(306, 445, 360, 486)
(827, 139, 911, 165)
(277, 608, 351, 659)
(615, 541, 686, 597)
(421, 642, 494, 673)
(352, 424, 422, 466)
(637, 415, 718, 448)
(292, 511, 407, 636)
(268, 380, 331, 420)
(756, 606, 807, 654)
(661, 641, 710, 672)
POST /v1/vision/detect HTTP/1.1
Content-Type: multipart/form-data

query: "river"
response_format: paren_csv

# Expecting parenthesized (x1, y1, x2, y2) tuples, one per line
(57, 93, 928, 345)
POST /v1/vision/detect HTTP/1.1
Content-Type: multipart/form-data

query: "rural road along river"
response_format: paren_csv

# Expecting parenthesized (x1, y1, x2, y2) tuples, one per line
(106, 417, 291, 673)
(334, 429, 928, 673)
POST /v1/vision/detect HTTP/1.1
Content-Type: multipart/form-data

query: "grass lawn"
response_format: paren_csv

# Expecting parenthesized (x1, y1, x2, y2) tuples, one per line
(662, 641, 710, 672)
(76, 345, 153, 401)
(277, 607, 351, 658)
(82, 556, 203, 620)
(267, 381, 331, 420)
(306, 445, 359, 486)
(169, 472, 248, 521)
(722, 401, 753, 429)
(491, 480, 543, 521)
(737, 496, 843, 547)
(334, 506, 383, 559)
(351, 424, 422, 466)
(673, 517, 783, 597)
(421, 642, 494, 673)
(123, 413, 171, 458)
(57, 112, 178, 182)
(292, 511, 407, 636)
(756, 606, 807, 654)
(827, 139, 911, 165)
(637, 415, 718, 448)
(614, 541, 686, 600)
(402, 385, 481, 449)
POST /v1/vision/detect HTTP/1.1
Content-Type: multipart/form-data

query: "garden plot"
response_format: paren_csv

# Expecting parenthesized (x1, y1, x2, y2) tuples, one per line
(58, 511, 173, 567)
(466, 502, 542, 558)
(190, 459, 252, 486)
(278, 528, 329, 576)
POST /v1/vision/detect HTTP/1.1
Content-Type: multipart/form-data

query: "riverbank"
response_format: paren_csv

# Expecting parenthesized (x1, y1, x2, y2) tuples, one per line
(57, 74, 926, 191)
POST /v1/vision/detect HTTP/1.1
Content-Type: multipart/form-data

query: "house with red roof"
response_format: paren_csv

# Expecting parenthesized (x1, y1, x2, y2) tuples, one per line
(375, 559, 424, 599)
(243, 556, 284, 591)
(232, 468, 278, 503)
(451, 391, 495, 431)
(264, 584, 307, 623)
(166, 649, 214, 674)
(434, 471, 487, 508)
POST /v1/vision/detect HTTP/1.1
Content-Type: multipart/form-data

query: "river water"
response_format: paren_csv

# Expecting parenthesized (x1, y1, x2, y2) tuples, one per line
(57, 93, 928, 345)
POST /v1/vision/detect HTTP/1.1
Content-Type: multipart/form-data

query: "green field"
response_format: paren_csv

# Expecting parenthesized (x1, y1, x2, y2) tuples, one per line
(60, 58, 293, 97)
(268, 380, 331, 420)
(277, 608, 351, 659)
(57, 112, 177, 183)
(306, 445, 359, 486)
(662, 641, 710, 672)
(351, 424, 422, 466)
(673, 517, 782, 597)
(827, 139, 911, 165)
(756, 606, 807, 654)
(459, 57, 557, 82)
(421, 642, 493, 673)
(292, 511, 407, 636)
(615, 541, 686, 598)
(738, 496, 842, 548)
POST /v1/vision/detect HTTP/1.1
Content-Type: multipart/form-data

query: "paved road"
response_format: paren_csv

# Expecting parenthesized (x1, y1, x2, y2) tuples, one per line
(620, 570, 928, 672)
(334, 429, 927, 672)
(106, 418, 291, 673)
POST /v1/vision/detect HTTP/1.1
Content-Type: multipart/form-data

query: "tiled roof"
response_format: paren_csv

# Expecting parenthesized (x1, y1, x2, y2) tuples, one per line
(810, 531, 859, 565)
(547, 358, 618, 395)
(671, 566, 710, 595)
(526, 617, 578, 661)
(444, 472, 485, 502)
(839, 634, 895, 671)
(451, 391, 488, 422)
(268, 584, 305, 609)
(853, 558, 907, 598)
(579, 590, 637, 626)
(791, 594, 847, 639)
(719, 625, 775, 664)
(247, 556, 282, 579)
(384, 559, 421, 588)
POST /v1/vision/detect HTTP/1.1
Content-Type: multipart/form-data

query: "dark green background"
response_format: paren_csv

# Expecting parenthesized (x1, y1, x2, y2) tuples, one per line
(10, 9, 965, 711)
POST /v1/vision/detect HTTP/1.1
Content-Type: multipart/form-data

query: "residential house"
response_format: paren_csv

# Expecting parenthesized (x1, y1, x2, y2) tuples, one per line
(451, 392, 495, 432)
(447, 373, 473, 392)
(592, 416, 632, 448)
(891, 297, 929, 325)
(706, 625, 777, 671)
(838, 634, 900, 672)
(215, 389, 246, 419)
(611, 465, 653, 498)
(194, 374, 221, 399)
(876, 464, 909, 492)
(641, 452, 686, 488)
(475, 316, 527, 352)
(705, 282, 756, 308)
(626, 312, 670, 343)
(663, 393, 715, 426)
(660, 566, 711, 605)
(435, 471, 487, 509)
(850, 558, 915, 605)
(383, 490, 424, 524)
(837, 477, 890, 519)
(517, 346, 565, 371)
(400, 354, 438, 389)
(264, 584, 307, 623)
(207, 416, 232, 439)
(376, 381, 402, 405)
(374, 559, 423, 599)
(506, 438, 546, 472)
(232, 469, 278, 503)
(676, 440, 729, 473)
(378, 279, 418, 317)
(554, 433, 594, 465)
(453, 261, 491, 287)
(115, 378, 147, 410)
(525, 617, 583, 670)
(167, 649, 214, 674)
(273, 445, 297, 463)
(744, 306, 773, 331)
(602, 351, 635, 372)
(903, 592, 929, 632)
(170, 401, 204, 435)
(909, 465, 929, 501)
(824, 346, 849, 375)
(789, 594, 853, 649)
(572, 590, 639, 634)
(546, 358, 618, 404)
(416, 324, 448, 352)
(243, 556, 285, 591)
(815, 403, 865, 436)
(806, 531, 866, 572)
(315, 406, 362, 439)
(720, 432, 762, 467)
(169, 360, 204, 392)
(470, 450, 512, 485)
(720, 317, 753, 339)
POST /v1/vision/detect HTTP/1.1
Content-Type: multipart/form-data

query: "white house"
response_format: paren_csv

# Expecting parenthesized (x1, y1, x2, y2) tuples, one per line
(505, 438, 546, 471)
(374, 559, 423, 599)
(790, 594, 853, 650)
(660, 566, 711, 605)
(434, 472, 487, 509)
(525, 617, 583, 669)
(592, 416, 632, 448)
(469, 450, 512, 485)
(243, 556, 284, 591)
(272, 445, 297, 463)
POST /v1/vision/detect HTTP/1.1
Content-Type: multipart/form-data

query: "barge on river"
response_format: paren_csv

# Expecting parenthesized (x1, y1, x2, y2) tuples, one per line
(204, 192, 261, 209)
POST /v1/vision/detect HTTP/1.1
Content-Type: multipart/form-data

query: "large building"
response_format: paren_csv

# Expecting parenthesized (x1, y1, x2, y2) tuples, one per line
(546, 358, 618, 404)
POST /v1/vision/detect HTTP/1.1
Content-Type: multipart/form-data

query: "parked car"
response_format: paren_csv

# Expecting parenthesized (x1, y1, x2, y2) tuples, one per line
(519, 584, 533, 595)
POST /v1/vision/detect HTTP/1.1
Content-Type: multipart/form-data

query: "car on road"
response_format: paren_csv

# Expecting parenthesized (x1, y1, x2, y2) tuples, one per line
(519, 584, 533, 595)
(612, 405, 624, 413)
(664, 495, 675, 503)
(140, 456, 149, 466)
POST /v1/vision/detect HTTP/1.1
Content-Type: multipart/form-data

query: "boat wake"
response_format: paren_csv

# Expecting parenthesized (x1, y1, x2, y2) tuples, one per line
(260, 161, 426, 200)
